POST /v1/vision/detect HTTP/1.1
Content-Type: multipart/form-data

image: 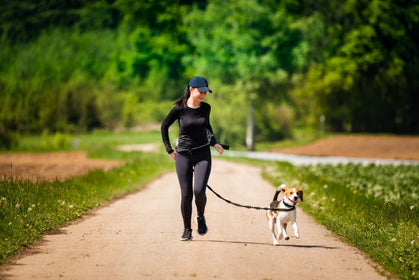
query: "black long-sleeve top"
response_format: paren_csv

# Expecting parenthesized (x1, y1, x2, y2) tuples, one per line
(161, 102, 218, 154)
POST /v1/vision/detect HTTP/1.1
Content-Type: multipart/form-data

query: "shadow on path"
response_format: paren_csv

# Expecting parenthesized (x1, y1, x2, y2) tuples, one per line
(196, 239, 338, 249)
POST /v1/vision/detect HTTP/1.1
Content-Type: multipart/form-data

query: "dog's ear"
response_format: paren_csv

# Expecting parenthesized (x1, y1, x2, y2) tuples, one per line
(297, 190, 304, 202)
(278, 184, 287, 192)
(281, 187, 288, 192)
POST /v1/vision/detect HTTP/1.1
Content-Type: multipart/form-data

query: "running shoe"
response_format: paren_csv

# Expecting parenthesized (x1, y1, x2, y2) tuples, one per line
(180, 228, 193, 241)
(195, 216, 208, 235)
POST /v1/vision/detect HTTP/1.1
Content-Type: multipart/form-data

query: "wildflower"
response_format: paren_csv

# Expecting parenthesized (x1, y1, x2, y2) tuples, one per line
(410, 205, 415, 210)
(412, 240, 415, 245)
(27, 207, 32, 212)
(8, 222, 12, 226)
(68, 205, 74, 209)
(76, 212, 81, 217)
(353, 190, 357, 194)
(15, 203, 20, 208)
(390, 238, 397, 243)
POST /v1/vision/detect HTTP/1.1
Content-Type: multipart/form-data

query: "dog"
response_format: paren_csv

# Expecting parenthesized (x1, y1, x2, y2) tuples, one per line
(266, 184, 303, 246)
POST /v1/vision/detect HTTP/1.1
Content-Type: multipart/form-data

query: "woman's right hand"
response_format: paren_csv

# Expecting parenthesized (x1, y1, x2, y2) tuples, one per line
(169, 151, 176, 162)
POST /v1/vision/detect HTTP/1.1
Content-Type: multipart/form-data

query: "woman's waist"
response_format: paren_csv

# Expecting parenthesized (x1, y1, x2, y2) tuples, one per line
(176, 142, 210, 155)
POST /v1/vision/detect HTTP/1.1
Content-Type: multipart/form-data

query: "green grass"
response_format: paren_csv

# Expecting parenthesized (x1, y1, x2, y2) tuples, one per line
(0, 130, 177, 264)
(14, 129, 163, 152)
(262, 161, 418, 280)
(0, 151, 173, 264)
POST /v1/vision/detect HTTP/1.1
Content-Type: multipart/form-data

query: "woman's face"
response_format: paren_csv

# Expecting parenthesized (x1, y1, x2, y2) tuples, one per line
(190, 87, 207, 102)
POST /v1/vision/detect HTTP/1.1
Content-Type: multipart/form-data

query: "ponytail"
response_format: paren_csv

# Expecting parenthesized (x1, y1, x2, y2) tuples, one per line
(175, 85, 191, 108)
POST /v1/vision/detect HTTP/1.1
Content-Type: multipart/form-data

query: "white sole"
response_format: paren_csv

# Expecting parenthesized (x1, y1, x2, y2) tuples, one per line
(180, 237, 193, 241)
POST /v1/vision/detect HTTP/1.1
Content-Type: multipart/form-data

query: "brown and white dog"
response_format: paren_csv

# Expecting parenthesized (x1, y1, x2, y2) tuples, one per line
(266, 184, 303, 246)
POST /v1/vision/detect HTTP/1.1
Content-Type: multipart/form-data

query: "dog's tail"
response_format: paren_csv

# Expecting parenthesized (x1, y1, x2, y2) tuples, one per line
(272, 184, 286, 201)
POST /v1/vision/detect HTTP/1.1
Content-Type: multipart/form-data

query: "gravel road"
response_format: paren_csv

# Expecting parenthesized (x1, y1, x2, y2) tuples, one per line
(2, 160, 386, 280)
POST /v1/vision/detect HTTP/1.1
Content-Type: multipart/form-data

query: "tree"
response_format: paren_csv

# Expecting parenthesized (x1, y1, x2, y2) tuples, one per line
(184, 0, 303, 149)
(295, 0, 419, 133)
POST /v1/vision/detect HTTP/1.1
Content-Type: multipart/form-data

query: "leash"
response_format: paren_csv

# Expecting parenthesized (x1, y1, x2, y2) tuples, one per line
(206, 185, 295, 212)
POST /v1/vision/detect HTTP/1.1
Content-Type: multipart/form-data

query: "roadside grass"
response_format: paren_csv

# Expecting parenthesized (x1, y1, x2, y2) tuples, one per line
(0, 130, 176, 265)
(14, 129, 164, 153)
(0, 150, 173, 265)
(261, 161, 418, 280)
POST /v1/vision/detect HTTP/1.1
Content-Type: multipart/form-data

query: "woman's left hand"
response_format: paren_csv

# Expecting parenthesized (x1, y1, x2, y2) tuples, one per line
(214, 144, 224, 155)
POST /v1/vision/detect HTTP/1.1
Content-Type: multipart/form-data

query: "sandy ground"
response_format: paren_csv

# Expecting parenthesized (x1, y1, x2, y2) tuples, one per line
(1, 160, 387, 280)
(0, 152, 123, 182)
(271, 135, 419, 160)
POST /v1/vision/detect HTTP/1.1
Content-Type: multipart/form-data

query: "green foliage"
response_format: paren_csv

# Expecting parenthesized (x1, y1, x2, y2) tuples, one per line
(255, 102, 294, 141)
(205, 84, 248, 147)
(184, 0, 304, 147)
(40, 131, 72, 150)
(1, 0, 418, 147)
(0, 28, 118, 132)
(294, 0, 419, 133)
(263, 162, 419, 279)
(0, 131, 19, 150)
(0, 0, 120, 43)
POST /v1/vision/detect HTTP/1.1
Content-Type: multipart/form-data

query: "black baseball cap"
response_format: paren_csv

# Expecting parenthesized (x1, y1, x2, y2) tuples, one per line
(189, 76, 212, 93)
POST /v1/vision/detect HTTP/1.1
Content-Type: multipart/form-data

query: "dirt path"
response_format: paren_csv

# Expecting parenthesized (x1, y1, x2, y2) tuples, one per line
(1, 160, 385, 280)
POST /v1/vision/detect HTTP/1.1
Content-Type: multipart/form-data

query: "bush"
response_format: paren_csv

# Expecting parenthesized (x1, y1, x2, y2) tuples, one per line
(53, 132, 72, 149)
(0, 131, 19, 150)
(42, 131, 72, 150)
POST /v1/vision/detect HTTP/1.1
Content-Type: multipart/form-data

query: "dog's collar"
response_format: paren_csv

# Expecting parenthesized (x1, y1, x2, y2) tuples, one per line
(282, 199, 295, 209)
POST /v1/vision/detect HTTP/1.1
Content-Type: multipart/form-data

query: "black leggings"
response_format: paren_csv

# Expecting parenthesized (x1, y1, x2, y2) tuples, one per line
(175, 149, 212, 230)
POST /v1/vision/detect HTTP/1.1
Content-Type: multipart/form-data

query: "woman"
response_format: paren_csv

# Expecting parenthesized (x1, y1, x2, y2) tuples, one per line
(161, 76, 224, 241)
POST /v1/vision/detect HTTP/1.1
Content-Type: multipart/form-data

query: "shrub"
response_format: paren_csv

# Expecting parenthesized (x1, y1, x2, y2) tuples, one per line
(0, 131, 19, 150)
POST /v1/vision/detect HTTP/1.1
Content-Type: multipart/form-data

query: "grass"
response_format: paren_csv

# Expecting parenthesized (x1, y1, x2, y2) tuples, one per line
(261, 161, 418, 280)
(0, 150, 173, 264)
(14, 129, 164, 153)
(2, 131, 418, 279)
(0, 130, 175, 264)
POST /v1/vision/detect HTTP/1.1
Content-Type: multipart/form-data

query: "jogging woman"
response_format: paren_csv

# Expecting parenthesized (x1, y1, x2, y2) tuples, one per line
(161, 76, 224, 241)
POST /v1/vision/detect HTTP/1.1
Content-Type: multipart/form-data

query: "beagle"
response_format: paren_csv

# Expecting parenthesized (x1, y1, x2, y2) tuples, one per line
(266, 184, 303, 246)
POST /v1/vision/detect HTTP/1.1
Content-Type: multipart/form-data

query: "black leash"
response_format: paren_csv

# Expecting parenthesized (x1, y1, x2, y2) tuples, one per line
(206, 185, 295, 212)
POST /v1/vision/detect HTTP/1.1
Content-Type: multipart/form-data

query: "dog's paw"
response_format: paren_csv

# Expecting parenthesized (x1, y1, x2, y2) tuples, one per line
(295, 235, 300, 239)
(285, 236, 290, 241)
(273, 241, 280, 246)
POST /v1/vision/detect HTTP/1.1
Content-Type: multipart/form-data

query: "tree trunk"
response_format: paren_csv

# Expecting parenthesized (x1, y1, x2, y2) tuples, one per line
(246, 101, 255, 151)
